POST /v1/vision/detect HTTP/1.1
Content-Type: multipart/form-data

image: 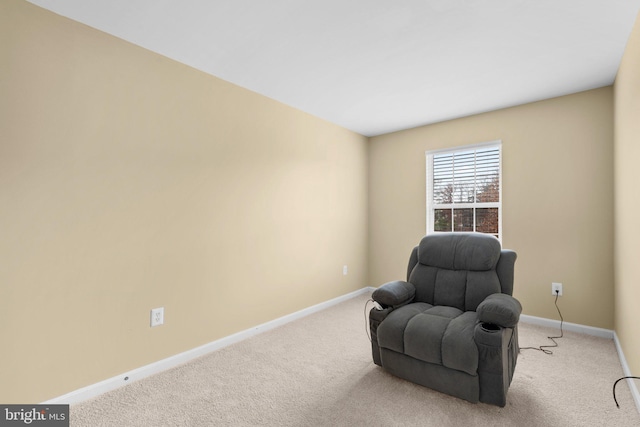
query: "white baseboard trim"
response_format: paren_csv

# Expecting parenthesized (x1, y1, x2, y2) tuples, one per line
(42, 287, 374, 405)
(613, 332, 640, 413)
(519, 314, 614, 339)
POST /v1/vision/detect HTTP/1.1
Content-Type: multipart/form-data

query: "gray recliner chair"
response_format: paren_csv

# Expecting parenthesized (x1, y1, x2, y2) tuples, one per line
(369, 232, 520, 407)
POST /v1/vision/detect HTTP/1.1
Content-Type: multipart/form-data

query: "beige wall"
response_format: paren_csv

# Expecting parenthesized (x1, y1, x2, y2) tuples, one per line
(614, 11, 640, 375)
(0, 0, 368, 403)
(369, 87, 614, 329)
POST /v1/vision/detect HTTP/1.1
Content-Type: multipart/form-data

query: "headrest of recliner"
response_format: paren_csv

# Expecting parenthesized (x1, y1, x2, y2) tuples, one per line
(418, 232, 501, 271)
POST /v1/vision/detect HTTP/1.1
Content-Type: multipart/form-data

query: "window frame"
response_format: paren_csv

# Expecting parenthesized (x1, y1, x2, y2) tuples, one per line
(426, 140, 502, 241)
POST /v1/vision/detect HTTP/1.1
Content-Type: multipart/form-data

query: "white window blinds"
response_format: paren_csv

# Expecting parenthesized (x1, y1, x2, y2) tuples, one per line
(427, 142, 501, 239)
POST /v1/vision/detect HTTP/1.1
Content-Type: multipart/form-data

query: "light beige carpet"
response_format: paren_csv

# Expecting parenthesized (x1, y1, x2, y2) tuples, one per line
(71, 293, 640, 426)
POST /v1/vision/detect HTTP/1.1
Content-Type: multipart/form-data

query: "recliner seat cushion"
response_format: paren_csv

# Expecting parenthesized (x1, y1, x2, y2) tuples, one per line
(377, 303, 479, 376)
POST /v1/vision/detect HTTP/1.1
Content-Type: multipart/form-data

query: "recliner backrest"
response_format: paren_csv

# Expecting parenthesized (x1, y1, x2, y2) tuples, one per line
(408, 233, 505, 311)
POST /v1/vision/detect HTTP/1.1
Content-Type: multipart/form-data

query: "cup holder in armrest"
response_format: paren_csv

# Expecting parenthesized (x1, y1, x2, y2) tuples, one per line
(480, 322, 501, 332)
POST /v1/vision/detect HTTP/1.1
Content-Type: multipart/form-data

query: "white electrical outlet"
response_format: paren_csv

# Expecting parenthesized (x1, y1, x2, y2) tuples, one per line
(343, 265, 348, 275)
(150, 307, 164, 327)
(551, 283, 563, 296)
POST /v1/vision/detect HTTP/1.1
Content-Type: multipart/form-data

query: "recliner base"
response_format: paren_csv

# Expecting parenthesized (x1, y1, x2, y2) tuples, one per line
(379, 348, 480, 403)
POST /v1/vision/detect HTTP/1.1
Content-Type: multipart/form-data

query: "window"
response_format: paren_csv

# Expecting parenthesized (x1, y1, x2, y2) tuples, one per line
(426, 141, 502, 240)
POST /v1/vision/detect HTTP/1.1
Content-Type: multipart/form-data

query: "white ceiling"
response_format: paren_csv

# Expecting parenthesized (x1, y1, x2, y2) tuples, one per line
(27, 0, 640, 136)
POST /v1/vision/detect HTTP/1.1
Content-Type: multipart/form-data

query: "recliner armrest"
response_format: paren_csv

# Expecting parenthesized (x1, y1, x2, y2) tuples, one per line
(476, 293, 522, 328)
(372, 280, 416, 309)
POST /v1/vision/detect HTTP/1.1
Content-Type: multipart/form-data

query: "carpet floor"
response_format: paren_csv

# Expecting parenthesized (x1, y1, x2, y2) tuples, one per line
(71, 292, 640, 426)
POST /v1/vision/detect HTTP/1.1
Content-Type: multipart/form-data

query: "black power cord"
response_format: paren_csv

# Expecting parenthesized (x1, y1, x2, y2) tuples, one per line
(613, 376, 640, 408)
(521, 291, 564, 354)
(364, 298, 377, 343)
